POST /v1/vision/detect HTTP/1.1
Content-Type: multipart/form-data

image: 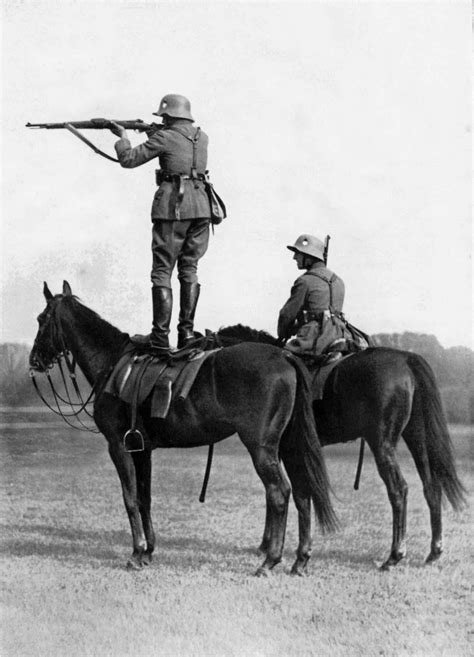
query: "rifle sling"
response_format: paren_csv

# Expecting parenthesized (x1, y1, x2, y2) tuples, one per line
(64, 123, 119, 163)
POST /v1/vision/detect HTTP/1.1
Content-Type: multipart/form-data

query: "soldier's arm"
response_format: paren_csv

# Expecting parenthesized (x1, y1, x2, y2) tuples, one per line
(114, 130, 166, 169)
(277, 279, 307, 340)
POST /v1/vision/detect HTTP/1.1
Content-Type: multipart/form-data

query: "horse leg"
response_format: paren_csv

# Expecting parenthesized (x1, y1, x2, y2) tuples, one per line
(402, 430, 443, 563)
(95, 396, 150, 568)
(281, 457, 312, 576)
(258, 504, 271, 554)
(107, 440, 149, 569)
(372, 441, 408, 570)
(290, 493, 312, 576)
(248, 445, 291, 576)
(132, 448, 155, 565)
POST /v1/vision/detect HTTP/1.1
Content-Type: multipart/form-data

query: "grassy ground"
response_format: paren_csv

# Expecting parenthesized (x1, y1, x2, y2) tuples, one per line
(0, 411, 472, 657)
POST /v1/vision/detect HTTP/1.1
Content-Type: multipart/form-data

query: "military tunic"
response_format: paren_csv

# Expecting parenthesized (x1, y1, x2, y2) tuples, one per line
(115, 121, 211, 287)
(278, 261, 345, 354)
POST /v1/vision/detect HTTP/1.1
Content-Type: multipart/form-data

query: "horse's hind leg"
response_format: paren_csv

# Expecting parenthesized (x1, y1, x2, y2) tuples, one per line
(281, 457, 312, 575)
(371, 439, 408, 570)
(403, 427, 443, 563)
(258, 505, 271, 554)
(248, 445, 291, 576)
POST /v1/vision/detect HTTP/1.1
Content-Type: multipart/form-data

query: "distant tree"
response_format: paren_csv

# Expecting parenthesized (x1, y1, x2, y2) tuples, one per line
(0, 343, 91, 407)
(0, 343, 37, 405)
(1, 336, 473, 423)
(372, 333, 473, 425)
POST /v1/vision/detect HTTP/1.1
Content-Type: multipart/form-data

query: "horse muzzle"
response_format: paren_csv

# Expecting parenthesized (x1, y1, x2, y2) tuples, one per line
(29, 352, 49, 373)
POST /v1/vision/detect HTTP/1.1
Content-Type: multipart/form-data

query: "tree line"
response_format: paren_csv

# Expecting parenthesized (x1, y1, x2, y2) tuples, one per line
(1, 334, 473, 423)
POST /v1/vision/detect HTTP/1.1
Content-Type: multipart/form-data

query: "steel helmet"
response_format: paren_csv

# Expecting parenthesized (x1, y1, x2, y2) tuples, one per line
(153, 94, 194, 121)
(287, 234, 325, 260)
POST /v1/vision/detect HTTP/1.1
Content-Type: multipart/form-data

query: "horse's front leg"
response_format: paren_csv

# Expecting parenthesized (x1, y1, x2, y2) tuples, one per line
(108, 440, 149, 569)
(95, 396, 149, 568)
(132, 447, 155, 565)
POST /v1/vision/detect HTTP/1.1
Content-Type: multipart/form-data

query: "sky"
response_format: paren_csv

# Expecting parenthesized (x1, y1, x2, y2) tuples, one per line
(1, 0, 472, 349)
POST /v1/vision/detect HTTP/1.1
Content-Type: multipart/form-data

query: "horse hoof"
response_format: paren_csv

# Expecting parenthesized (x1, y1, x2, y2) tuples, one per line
(425, 550, 442, 564)
(254, 566, 272, 578)
(290, 564, 308, 577)
(126, 554, 146, 570)
(142, 552, 153, 566)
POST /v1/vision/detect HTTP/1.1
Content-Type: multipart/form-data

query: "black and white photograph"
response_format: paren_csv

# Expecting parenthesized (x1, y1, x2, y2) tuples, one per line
(1, 1, 472, 655)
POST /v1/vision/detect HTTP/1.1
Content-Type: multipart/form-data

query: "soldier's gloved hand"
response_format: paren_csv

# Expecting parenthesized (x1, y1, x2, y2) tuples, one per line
(108, 121, 127, 138)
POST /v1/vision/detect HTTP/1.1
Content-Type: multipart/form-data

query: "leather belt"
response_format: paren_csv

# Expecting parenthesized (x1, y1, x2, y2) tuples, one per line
(303, 309, 344, 323)
(155, 170, 206, 184)
(155, 170, 206, 220)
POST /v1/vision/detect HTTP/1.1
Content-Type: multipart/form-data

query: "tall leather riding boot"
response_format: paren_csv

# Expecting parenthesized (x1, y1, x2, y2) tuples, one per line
(150, 286, 173, 353)
(177, 282, 200, 349)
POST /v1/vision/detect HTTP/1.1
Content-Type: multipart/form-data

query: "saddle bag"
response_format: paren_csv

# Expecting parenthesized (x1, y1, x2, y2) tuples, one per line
(285, 312, 347, 357)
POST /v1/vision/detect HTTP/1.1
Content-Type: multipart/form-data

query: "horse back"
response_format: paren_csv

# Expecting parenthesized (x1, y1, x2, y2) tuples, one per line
(144, 342, 298, 448)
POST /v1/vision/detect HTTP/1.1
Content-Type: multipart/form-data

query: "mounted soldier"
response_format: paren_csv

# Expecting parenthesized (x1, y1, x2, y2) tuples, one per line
(109, 94, 213, 353)
(278, 234, 370, 358)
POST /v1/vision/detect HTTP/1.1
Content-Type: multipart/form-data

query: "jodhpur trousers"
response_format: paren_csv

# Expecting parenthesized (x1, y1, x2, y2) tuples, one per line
(151, 218, 210, 288)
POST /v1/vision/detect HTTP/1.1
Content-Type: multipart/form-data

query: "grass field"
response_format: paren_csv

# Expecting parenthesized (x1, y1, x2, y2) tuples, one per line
(0, 410, 472, 657)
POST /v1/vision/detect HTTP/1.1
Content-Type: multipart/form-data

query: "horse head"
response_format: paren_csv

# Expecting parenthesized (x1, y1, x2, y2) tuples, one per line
(29, 280, 73, 372)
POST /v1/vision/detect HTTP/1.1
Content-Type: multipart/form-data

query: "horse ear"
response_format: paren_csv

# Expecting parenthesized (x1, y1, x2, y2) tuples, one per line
(43, 282, 53, 301)
(62, 280, 73, 296)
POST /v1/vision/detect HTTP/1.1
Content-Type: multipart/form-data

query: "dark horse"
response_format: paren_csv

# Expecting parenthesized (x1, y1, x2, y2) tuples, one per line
(29, 282, 337, 574)
(212, 325, 466, 569)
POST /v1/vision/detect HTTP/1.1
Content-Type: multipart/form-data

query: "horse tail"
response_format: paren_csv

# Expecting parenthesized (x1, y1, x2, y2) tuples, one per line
(406, 353, 466, 510)
(282, 354, 338, 533)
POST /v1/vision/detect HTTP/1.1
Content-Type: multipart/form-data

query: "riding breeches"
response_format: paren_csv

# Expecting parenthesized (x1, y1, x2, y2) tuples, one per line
(151, 218, 210, 288)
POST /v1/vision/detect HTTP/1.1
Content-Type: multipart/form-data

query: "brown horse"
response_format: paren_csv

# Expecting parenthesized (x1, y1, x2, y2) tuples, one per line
(211, 325, 466, 569)
(29, 282, 337, 574)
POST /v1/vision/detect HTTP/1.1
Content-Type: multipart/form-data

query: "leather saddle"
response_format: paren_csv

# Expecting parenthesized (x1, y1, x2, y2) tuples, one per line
(104, 343, 219, 419)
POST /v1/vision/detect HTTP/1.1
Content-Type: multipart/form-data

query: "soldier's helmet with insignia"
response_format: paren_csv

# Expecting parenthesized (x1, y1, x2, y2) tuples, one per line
(287, 234, 325, 261)
(153, 94, 194, 121)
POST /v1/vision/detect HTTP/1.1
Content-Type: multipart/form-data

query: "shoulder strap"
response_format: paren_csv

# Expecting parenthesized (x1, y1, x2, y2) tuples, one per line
(168, 125, 201, 178)
(305, 271, 337, 310)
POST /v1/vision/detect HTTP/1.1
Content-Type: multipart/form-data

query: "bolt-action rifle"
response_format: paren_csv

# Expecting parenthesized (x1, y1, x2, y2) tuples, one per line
(25, 118, 162, 162)
(323, 234, 330, 265)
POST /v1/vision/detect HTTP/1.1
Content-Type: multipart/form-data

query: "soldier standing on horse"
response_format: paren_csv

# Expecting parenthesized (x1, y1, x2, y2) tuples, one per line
(278, 234, 354, 357)
(109, 94, 212, 353)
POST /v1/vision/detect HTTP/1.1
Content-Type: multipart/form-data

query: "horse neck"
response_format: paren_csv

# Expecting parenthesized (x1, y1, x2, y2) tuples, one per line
(59, 302, 126, 386)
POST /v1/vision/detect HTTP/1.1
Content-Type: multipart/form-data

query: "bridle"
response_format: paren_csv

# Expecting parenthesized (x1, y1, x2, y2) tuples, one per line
(30, 300, 102, 433)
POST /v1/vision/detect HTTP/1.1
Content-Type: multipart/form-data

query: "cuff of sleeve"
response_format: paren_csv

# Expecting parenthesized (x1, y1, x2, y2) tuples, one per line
(114, 138, 132, 155)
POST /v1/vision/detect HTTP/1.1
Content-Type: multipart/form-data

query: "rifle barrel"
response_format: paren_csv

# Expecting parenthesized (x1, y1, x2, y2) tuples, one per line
(25, 119, 152, 131)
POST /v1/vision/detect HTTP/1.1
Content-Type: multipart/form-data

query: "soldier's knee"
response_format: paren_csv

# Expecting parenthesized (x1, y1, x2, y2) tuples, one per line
(151, 271, 172, 287)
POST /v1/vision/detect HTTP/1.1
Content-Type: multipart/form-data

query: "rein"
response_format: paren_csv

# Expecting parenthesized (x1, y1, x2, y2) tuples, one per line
(30, 302, 103, 433)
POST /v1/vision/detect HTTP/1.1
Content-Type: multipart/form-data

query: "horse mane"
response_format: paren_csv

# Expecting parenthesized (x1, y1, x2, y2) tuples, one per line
(61, 295, 128, 348)
(218, 324, 279, 345)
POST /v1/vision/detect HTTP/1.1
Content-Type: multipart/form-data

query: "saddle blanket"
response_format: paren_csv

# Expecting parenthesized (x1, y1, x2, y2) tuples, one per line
(104, 344, 219, 418)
